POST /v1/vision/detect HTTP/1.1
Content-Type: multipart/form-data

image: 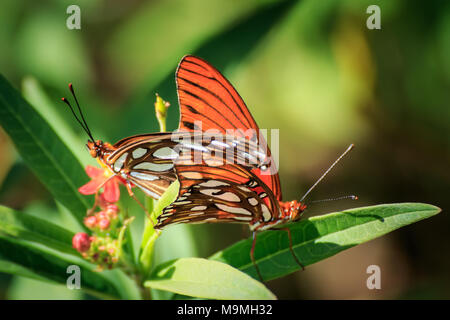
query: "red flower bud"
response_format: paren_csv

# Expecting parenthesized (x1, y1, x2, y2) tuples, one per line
(105, 207, 118, 220)
(72, 233, 92, 252)
(98, 218, 110, 230)
(84, 216, 97, 229)
(106, 204, 119, 213)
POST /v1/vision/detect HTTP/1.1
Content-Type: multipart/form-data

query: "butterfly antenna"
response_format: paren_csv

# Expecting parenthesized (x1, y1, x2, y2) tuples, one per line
(61, 97, 90, 137)
(69, 83, 96, 143)
(310, 195, 358, 204)
(300, 144, 354, 203)
(61, 84, 96, 144)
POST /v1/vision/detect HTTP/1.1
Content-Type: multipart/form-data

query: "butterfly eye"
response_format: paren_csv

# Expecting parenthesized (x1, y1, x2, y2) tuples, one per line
(86, 141, 97, 158)
(89, 149, 98, 158)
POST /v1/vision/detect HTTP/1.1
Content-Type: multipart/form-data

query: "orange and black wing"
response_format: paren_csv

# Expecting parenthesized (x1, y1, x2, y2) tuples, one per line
(108, 133, 177, 199)
(176, 55, 282, 200)
(155, 163, 280, 230)
(107, 132, 266, 199)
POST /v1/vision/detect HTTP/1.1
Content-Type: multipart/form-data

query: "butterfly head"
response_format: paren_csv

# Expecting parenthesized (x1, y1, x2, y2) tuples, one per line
(87, 140, 113, 159)
(280, 200, 307, 222)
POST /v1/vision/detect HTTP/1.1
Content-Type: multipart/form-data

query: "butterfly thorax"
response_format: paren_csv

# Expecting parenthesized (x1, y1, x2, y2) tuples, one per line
(87, 140, 116, 166)
(279, 200, 307, 222)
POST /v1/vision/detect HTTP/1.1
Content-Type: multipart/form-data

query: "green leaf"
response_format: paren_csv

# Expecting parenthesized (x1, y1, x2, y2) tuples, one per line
(0, 74, 91, 224)
(0, 259, 49, 283)
(0, 205, 76, 255)
(210, 203, 441, 281)
(6, 276, 83, 300)
(146, 257, 276, 300)
(0, 236, 122, 299)
(21, 76, 92, 166)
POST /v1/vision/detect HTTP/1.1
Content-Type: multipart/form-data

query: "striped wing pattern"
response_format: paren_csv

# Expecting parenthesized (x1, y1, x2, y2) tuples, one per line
(156, 164, 282, 231)
(107, 133, 178, 199)
(105, 132, 268, 199)
(176, 55, 282, 201)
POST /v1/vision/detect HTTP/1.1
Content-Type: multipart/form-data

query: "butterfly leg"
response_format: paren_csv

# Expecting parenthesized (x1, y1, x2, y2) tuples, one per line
(126, 181, 155, 227)
(250, 231, 264, 282)
(271, 227, 304, 271)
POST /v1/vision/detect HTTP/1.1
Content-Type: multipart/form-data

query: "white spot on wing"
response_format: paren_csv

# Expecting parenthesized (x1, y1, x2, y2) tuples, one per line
(237, 186, 252, 193)
(191, 205, 207, 211)
(134, 162, 173, 172)
(174, 200, 191, 205)
(216, 204, 252, 215)
(153, 147, 178, 160)
(132, 148, 147, 159)
(233, 216, 252, 221)
(199, 180, 230, 188)
(247, 181, 258, 188)
(248, 198, 258, 206)
(130, 171, 158, 181)
(216, 192, 240, 202)
(114, 153, 128, 172)
(199, 189, 221, 196)
(261, 204, 272, 222)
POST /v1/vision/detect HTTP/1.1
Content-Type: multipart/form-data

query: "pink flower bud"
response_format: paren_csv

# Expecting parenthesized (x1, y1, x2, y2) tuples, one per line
(96, 211, 107, 220)
(84, 216, 97, 229)
(98, 218, 110, 230)
(105, 206, 119, 219)
(72, 233, 92, 252)
(106, 204, 119, 213)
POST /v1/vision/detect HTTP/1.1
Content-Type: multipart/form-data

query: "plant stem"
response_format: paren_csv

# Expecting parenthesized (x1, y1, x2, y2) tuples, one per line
(135, 274, 152, 300)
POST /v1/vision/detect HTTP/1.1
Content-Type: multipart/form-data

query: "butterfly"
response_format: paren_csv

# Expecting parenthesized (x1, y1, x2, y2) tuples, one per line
(62, 83, 267, 202)
(154, 55, 355, 280)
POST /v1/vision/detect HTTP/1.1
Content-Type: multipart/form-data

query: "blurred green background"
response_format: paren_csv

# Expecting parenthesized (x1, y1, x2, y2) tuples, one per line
(0, 0, 449, 299)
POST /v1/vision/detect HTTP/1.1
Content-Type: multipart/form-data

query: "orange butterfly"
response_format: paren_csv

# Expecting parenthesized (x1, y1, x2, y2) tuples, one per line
(155, 55, 355, 280)
(62, 82, 266, 202)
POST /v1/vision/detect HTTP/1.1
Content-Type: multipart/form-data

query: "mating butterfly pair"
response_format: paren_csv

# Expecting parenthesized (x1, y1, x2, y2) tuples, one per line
(64, 55, 354, 281)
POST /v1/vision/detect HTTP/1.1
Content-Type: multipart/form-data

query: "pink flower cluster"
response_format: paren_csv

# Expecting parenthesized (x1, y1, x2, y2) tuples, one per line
(84, 197, 119, 231)
(72, 166, 126, 270)
(72, 232, 119, 269)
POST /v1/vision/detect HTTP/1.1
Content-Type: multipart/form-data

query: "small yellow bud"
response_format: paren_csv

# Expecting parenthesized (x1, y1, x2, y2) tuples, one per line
(154, 93, 170, 132)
